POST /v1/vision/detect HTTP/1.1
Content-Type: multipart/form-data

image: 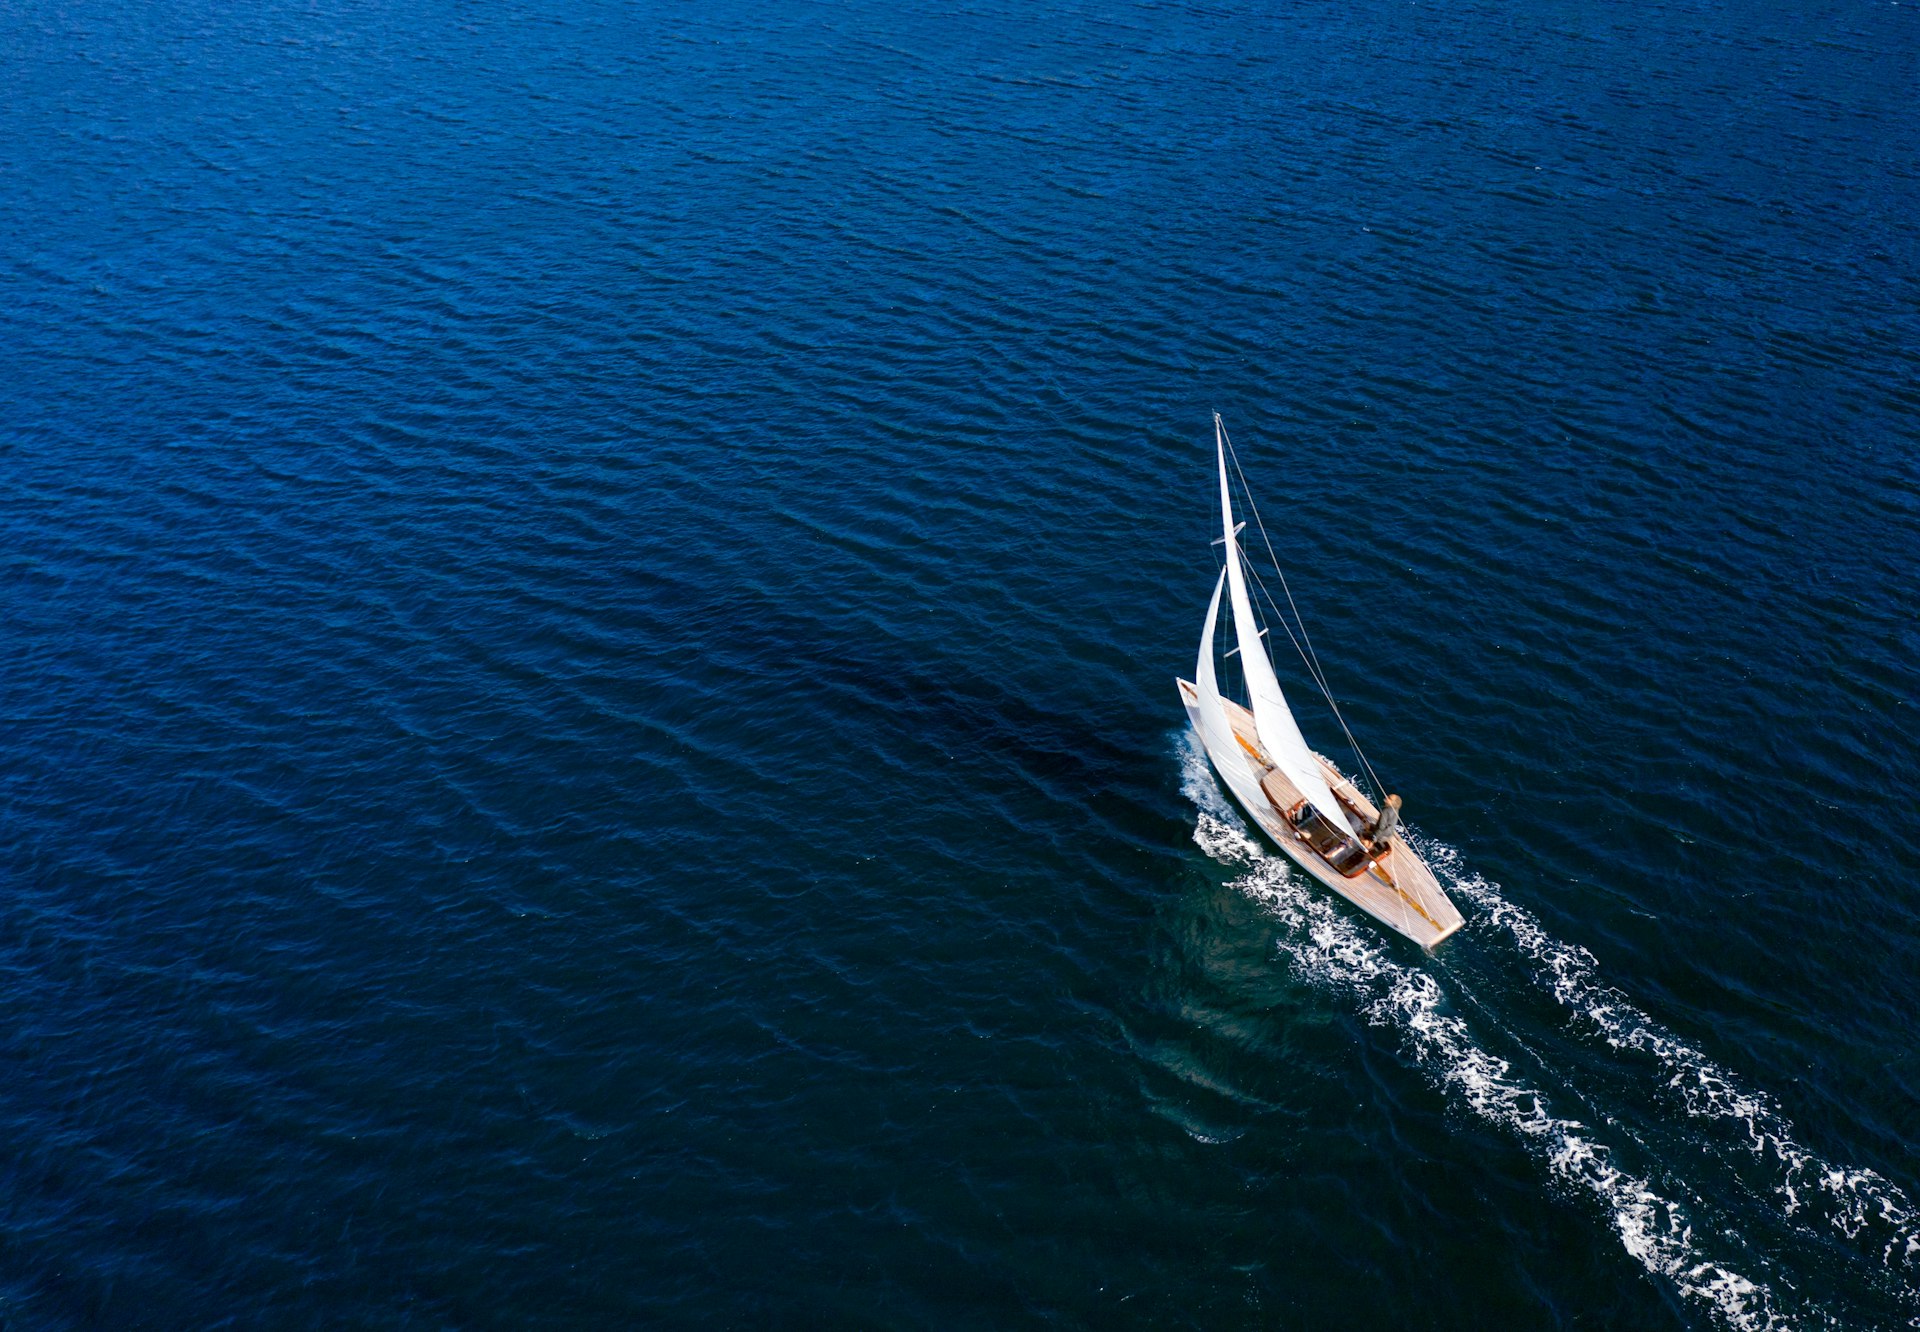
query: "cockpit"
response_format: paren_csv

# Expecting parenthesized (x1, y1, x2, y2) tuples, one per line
(1287, 802, 1371, 876)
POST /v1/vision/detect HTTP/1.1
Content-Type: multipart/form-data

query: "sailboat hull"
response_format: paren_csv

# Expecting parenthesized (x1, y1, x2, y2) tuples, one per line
(1178, 678, 1465, 949)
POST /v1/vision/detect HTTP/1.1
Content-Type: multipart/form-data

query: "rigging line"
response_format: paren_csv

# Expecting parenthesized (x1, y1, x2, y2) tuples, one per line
(1217, 416, 1332, 691)
(1230, 526, 1352, 751)
(1218, 415, 1388, 800)
(1239, 556, 1353, 757)
(1219, 543, 1322, 723)
(1236, 553, 1324, 720)
(1244, 554, 1383, 799)
(1217, 454, 1329, 709)
(1242, 557, 1331, 706)
(1221, 433, 1351, 731)
(1215, 412, 1386, 801)
(1238, 506, 1386, 802)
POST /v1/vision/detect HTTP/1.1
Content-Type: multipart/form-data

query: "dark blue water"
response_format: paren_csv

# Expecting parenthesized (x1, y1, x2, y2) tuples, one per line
(3, 0, 1918, 1325)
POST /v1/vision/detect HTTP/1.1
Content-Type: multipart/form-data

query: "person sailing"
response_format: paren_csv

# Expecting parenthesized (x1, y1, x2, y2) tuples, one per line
(1370, 793, 1402, 847)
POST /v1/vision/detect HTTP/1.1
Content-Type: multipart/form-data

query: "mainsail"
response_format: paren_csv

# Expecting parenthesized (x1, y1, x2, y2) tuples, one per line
(1192, 568, 1265, 813)
(1214, 426, 1355, 835)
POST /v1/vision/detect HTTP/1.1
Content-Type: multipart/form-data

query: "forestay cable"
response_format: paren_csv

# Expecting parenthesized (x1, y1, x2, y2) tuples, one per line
(1216, 413, 1388, 802)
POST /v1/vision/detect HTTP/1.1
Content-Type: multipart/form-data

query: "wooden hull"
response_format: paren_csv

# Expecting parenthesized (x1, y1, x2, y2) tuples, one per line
(1177, 679, 1465, 949)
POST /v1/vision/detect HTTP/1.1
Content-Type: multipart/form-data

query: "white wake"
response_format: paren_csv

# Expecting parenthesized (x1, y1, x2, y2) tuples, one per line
(1421, 840, 1920, 1277)
(1178, 736, 1800, 1331)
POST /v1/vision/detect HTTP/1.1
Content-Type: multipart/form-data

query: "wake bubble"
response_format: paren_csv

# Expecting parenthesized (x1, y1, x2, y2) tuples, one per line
(1178, 737, 1797, 1331)
(1420, 841, 1920, 1277)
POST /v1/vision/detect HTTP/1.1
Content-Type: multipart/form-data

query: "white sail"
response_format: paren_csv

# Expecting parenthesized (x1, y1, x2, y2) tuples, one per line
(1215, 424, 1354, 835)
(1192, 568, 1266, 814)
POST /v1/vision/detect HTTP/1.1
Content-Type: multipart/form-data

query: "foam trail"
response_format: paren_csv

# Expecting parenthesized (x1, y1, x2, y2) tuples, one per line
(1422, 841, 1920, 1278)
(1178, 736, 1795, 1331)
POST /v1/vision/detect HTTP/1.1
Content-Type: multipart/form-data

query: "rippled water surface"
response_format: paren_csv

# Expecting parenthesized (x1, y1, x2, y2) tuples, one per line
(3, 0, 1918, 1325)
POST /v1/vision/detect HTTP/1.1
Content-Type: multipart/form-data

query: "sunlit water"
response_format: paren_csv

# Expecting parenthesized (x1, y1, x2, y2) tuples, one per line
(2, 0, 1916, 1325)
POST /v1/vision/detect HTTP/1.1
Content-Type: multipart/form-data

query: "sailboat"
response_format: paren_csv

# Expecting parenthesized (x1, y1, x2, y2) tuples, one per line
(1177, 414, 1464, 948)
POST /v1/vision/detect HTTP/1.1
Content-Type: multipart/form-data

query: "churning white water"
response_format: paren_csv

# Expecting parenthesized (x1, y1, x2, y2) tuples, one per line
(1174, 733, 1911, 1330)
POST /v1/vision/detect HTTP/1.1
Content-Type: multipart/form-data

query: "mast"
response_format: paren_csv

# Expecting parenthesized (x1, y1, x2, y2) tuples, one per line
(1193, 567, 1262, 804)
(1215, 421, 1354, 835)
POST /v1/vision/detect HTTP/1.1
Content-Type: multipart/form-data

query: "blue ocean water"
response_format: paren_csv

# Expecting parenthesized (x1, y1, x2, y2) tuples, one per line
(3, 0, 1918, 1325)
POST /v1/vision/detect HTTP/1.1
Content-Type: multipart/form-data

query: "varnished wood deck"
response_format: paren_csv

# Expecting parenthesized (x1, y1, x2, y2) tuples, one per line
(1177, 680, 1464, 949)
